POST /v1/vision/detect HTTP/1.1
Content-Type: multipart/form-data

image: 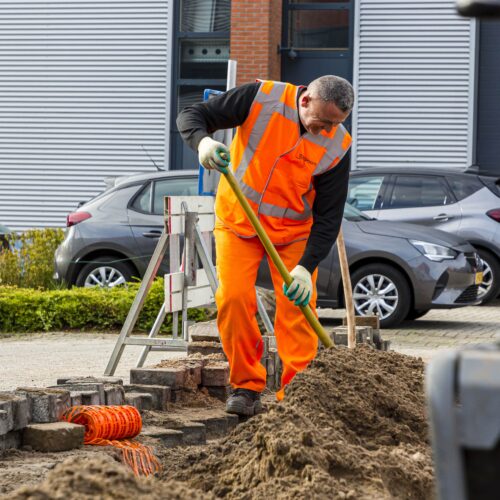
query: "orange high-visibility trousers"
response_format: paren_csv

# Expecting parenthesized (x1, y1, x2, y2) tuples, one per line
(214, 226, 318, 400)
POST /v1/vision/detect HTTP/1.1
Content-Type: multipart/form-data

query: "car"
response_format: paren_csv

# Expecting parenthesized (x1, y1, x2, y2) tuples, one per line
(54, 170, 199, 287)
(55, 171, 482, 327)
(348, 167, 500, 303)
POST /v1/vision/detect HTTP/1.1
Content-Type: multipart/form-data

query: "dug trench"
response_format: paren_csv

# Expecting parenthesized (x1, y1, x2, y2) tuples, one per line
(1, 346, 434, 499)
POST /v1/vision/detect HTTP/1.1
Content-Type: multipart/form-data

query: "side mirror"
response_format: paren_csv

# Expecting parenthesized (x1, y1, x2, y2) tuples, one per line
(457, 0, 500, 17)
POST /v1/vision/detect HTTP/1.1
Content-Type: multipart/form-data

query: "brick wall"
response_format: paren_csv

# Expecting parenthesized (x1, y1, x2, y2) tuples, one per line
(230, 0, 282, 85)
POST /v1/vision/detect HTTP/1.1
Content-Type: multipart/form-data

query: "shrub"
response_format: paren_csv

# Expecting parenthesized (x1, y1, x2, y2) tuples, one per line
(0, 228, 65, 289)
(0, 278, 209, 334)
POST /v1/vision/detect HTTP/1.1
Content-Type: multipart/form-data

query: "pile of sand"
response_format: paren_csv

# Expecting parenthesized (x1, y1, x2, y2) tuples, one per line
(5, 346, 434, 499)
(4, 454, 211, 500)
(163, 346, 434, 499)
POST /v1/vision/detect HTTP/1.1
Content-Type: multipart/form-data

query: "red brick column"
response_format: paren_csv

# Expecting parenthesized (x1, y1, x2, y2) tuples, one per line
(230, 0, 282, 85)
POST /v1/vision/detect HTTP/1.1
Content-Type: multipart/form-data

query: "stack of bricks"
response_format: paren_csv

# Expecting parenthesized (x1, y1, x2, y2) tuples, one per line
(0, 388, 85, 454)
(338, 315, 391, 351)
(130, 357, 231, 405)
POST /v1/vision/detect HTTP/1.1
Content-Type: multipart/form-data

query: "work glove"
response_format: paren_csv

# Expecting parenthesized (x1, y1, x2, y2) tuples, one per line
(198, 137, 230, 174)
(283, 265, 312, 306)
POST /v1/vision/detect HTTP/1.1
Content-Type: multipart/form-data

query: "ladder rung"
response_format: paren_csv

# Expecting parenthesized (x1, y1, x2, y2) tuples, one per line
(123, 337, 188, 348)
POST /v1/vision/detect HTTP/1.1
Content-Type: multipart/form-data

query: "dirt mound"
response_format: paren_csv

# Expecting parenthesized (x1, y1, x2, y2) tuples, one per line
(4, 346, 434, 499)
(163, 346, 434, 499)
(4, 454, 211, 500)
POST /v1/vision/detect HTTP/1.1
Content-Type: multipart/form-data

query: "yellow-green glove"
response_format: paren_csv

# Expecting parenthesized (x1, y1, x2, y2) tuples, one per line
(198, 137, 230, 174)
(283, 265, 312, 306)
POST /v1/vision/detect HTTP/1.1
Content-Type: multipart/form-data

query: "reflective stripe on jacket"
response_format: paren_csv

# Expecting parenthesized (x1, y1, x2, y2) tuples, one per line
(215, 80, 352, 245)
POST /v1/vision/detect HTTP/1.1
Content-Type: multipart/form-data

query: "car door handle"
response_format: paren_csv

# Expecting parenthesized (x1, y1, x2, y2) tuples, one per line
(142, 230, 162, 238)
(433, 213, 452, 221)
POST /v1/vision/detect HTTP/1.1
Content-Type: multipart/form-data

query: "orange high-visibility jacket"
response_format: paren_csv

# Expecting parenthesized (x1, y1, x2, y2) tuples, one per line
(215, 80, 352, 245)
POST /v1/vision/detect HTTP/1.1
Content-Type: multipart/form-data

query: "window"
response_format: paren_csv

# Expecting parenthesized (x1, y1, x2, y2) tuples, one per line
(131, 183, 152, 213)
(152, 178, 198, 214)
(290, 9, 349, 49)
(181, 0, 230, 32)
(347, 176, 384, 211)
(447, 176, 484, 201)
(173, 0, 231, 169)
(389, 176, 452, 209)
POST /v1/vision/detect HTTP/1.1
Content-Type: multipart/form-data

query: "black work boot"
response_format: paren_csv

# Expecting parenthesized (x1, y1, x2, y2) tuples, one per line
(225, 388, 262, 416)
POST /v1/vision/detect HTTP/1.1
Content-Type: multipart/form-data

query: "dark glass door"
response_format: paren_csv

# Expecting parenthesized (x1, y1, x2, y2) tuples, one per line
(281, 1, 353, 87)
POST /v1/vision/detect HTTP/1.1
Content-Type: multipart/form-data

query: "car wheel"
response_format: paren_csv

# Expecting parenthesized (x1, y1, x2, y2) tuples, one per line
(405, 308, 430, 321)
(476, 249, 500, 304)
(351, 263, 411, 328)
(75, 256, 135, 288)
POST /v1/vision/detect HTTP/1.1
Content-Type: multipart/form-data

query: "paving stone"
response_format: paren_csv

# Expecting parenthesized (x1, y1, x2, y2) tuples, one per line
(141, 426, 184, 447)
(193, 414, 228, 439)
(187, 341, 225, 357)
(2, 394, 29, 430)
(331, 326, 374, 346)
(0, 430, 22, 453)
(124, 384, 170, 410)
(201, 363, 230, 387)
(45, 389, 71, 420)
(57, 376, 123, 386)
(23, 422, 84, 452)
(130, 367, 186, 390)
(124, 393, 153, 412)
(79, 391, 100, 406)
(170, 389, 184, 404)
(179, 421, 206, 445)
(0, 399, 14, 435)
(70, 393, 83, 407)
(188, 319, 220, 342)
(55, 383, 105, 404)
(15, 388, 59, 423)
(104, 385, 125, 406)
(342, 315, 380, 330)
(184, 363, 203, 391)
(206, 386, 231, 402)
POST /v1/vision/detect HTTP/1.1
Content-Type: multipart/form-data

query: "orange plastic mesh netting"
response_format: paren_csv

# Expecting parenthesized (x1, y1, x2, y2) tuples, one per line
(62, 405, 161, 476)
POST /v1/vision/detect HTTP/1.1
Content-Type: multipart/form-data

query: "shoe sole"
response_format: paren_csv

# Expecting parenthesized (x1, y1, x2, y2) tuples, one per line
(226, 399, 263, 417)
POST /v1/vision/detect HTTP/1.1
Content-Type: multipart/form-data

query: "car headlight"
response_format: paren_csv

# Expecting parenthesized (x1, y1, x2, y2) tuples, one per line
(409, 240, 458, 262)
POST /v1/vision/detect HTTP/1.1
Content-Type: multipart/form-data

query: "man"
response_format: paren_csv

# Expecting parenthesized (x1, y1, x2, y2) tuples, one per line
(177, 76, 354, 416)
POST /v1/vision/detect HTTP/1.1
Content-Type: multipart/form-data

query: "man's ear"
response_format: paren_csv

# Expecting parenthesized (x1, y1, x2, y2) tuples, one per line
(300, 93, 311, 108)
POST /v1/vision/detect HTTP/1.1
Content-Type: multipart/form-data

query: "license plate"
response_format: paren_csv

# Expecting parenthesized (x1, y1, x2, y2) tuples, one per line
(475, 272, 483, 285)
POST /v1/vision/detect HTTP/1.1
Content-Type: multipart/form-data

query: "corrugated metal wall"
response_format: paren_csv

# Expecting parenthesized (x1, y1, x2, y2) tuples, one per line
(352, 0, 475, 170)
(0, 1, 172, 230)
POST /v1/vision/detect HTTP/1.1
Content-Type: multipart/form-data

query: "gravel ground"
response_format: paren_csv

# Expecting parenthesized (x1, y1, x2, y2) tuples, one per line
(1, 301, 499, 391)
(0, 332, 183, 391)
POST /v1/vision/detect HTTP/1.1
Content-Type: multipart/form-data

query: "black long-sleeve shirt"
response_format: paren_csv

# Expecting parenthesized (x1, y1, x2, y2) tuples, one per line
(176, 82, 351, 273)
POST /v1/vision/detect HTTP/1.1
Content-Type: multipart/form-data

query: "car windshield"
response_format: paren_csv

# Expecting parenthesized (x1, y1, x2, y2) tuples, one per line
(343, 203, 373, 222)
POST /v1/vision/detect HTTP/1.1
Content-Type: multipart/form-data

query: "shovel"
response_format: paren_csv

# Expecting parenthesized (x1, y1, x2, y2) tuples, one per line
(220, 163, 335, 348)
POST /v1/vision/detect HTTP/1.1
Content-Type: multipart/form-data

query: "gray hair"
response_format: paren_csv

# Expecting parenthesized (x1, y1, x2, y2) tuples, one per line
(308, 75, 355, 113)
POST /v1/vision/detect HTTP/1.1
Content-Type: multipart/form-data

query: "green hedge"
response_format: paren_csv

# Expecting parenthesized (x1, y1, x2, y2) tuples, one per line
(0, 279, 210, 334)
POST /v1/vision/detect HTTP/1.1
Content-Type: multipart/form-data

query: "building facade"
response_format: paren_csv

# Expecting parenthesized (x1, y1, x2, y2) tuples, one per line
(0, 0, 498, 230)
